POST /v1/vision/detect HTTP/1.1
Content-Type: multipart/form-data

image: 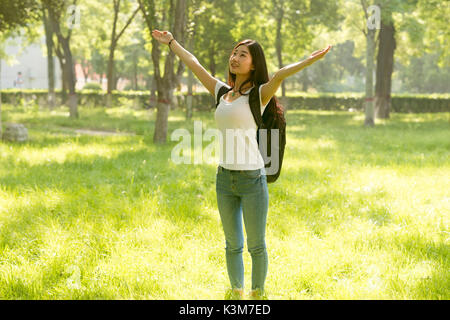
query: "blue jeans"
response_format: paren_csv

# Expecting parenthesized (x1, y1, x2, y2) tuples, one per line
(216, 165, 269, 291)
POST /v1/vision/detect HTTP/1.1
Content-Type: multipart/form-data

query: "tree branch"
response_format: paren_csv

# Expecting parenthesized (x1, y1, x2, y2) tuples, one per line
(137, 0, 152, 30)
(360, 0, 368, 19)
(115, 6, 140, 42)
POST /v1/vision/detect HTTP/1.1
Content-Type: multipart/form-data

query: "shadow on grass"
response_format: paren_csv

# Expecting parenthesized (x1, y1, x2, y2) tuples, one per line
(0, 146, 218, 247)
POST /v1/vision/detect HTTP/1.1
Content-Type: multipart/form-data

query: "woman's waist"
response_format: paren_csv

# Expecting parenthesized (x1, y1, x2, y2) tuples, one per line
(218, 165, 265, 174)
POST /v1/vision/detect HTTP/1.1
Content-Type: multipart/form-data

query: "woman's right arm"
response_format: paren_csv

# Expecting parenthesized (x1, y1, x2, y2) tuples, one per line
(151, 30, 217, 97)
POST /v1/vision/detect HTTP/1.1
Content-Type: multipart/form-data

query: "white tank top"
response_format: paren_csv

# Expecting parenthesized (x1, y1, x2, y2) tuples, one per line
(214, 80, 269, 170)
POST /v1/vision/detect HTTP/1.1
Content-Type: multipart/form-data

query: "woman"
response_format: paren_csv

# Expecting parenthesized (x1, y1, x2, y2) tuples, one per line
(151, 29, 331, 299)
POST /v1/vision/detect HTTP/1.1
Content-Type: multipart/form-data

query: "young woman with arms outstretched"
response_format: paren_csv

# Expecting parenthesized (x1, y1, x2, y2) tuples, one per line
(151, 29, 331, 300)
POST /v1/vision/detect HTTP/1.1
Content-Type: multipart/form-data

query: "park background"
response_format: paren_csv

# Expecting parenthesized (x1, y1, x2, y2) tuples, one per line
(0, 0, 448, 299)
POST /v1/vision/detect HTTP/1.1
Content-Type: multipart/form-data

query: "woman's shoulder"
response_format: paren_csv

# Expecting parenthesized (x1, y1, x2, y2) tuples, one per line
(216, 79, 231, 90)
(215, 80, 231, 98)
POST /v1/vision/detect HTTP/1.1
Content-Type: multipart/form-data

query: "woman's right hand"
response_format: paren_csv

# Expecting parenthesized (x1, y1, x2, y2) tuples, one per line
(305, 45, 332, 65)
(151, 29, 174, 45)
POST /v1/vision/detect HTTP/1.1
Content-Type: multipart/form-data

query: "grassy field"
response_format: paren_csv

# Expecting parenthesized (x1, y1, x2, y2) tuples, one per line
(0, 103, 448, 299)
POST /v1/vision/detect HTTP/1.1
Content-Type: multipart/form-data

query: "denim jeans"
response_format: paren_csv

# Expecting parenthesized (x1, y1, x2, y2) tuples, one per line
(215, 165, 269, 291)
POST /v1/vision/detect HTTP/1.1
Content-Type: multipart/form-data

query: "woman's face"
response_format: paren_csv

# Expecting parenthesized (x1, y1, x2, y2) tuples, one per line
(229, 45, 254, 76)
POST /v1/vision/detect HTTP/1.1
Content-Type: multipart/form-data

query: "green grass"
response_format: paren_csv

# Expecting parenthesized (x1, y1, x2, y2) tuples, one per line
(0, 103, 449, 299)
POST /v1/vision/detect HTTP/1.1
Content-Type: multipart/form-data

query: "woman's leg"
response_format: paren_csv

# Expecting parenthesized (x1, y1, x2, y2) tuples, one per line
(216, 168, 245, 290)
(242, 174, 269, 292)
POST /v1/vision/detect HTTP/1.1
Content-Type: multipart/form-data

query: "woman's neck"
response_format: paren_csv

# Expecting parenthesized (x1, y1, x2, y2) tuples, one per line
(233, 75, 253, 91)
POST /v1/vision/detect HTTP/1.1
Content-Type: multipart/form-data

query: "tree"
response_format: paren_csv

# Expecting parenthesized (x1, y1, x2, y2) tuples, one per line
(394, 0, 449, 93)
(306, 40, 365, 92)
(415, 0, 449, 67)
(360, 0, 378, 127)
(374, 5, 395, 119)
(42, 4, 56, 109)
(0, 0, 39, 31)
(116, 21, 152, 91)
(374, 0, 417, 119)
(184, 0, 202, 120)
(271, 0, 286, 96)
(191, 0, 238, 81)
(268, 0, 342, 97)
(139, 0, 187, 144)
(43, 0, 79, 118)
(184, 17, 195, 119)
(106, 0, 140, 107)
(396, 52, 450, 93)
(70, 0, 111, 89)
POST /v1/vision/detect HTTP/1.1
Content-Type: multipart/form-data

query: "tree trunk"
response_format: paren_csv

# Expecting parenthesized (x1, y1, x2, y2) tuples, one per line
(43, 8, 56, 109)
(301, 68, 309, 91)
(63, 43, 78, 118)
(150, 76, 157, 102)
(154, 43, 175, 142)
(106, 55, 116, 108)
(186, 5, 198, 120)
(107, 1, 139, 106)
(57, 32, 78, 118)
(133, 50, 138, 90)
(0, 59, 3, 138)
(114, 74, 120, 90)
(107, 0, 120, 98)
(153, 88, 170, 143)
(107, 49, 116, 93)
(140, 0, 186, 144)
(375, 19, 396, 119)
(80, 60, 89, 84)
(155, 0, 185, 143)
(57, 55, 68, 105)
(364, 27, 375, 127)
(208, 43, 216, 77)
(49, 8, 76, 115)
(68, 93, 78, 118)
(47, 60, 56, 109)
(54, 41, 67, 105)
(273, 0, 285, 97)
(186, 69, 193, 119)
(106, 34, 117, 107)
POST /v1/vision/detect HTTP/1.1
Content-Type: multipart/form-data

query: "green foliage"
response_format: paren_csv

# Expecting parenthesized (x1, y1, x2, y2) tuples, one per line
(82, 82, 102, 91)
(295, 40, 365, 92)
(283, 92, 449, 113)
(0, 0, 39, 32)
(1, 0, 448, 97)
(1, 89, 448, 113)
(396, 52, 450, 94)
(190, 0, 241, 77)
(416, 0, 450, 67)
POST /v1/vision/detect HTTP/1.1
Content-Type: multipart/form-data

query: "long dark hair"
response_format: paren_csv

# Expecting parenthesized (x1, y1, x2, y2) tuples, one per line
(227, 39, 284, 123)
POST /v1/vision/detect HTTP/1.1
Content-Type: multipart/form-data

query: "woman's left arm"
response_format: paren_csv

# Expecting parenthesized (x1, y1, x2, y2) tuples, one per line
(261, 45, 332, 106)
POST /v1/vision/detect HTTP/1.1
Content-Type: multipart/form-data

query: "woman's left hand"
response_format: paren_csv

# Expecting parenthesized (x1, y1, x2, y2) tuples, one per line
(306, 45, 332, 65)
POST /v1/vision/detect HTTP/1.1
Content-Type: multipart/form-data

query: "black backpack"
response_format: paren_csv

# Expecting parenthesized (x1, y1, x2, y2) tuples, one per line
(215, 84, 286, 183)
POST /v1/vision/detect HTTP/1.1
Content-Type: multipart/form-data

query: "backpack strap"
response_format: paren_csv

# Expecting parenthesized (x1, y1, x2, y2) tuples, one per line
(248, 84, 264, 129)
(215, 85, 232, 108)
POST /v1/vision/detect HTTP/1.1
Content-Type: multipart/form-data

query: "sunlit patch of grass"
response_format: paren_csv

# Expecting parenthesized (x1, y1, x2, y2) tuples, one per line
(0, 105, 448, 299)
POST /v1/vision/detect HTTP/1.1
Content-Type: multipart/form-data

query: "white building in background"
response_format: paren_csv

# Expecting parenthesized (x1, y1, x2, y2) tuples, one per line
(0, 37, 62, 90)
(0, 36, 103, 91)
(1, 36, 134, 92)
